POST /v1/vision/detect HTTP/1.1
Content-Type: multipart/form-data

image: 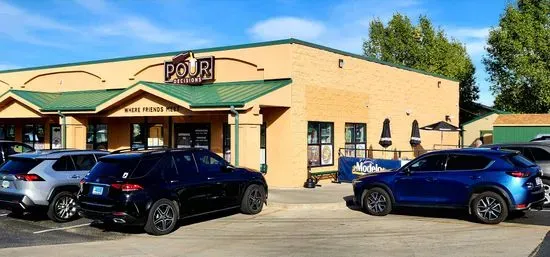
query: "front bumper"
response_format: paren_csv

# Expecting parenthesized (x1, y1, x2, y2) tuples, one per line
(0, 192, 38, 211)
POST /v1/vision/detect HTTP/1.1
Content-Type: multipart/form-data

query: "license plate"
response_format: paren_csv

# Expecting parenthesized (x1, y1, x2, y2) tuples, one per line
(536, 177, 542, 186)
(1, 181, 8, 188)
(92, 186, 104, 195)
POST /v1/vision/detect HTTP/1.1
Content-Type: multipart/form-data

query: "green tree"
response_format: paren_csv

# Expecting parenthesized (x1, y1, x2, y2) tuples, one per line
(363, 14, 479, 122)
(483, 0, 550, 113)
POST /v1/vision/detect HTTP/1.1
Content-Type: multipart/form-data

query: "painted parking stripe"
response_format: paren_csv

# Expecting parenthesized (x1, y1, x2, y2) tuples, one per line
(0, 213, 8, 217)
(33, 223, 91, 234)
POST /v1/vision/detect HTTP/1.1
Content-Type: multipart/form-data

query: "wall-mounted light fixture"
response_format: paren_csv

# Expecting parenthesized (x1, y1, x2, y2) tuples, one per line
(338, 59, 344, 68)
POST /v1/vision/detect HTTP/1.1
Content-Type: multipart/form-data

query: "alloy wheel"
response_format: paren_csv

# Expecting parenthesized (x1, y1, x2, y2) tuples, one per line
(55, 196, 77, 220)
(476, 196, 502, 221)
(153, 204, 175, 232)
(543, 183, 550, 205)
(366, 192, 387, 213)
(248, 187, 263, 212)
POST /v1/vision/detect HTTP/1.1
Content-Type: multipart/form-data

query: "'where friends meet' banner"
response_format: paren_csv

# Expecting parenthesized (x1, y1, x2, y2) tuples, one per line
(338, 157, 408, 182)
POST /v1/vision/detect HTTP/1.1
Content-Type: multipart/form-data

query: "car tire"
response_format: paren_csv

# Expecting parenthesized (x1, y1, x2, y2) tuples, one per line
(47, 191, 78, 223)
(542, 179, 550, 207)
(362, 187, 392, 216)
(240, 184, 266, 215)
(144, 199, 179, 236)
(472, 191, 508, 224)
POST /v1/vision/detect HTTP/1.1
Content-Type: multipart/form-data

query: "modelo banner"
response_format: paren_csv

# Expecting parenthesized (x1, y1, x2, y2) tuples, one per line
(338, 157, 408, 182)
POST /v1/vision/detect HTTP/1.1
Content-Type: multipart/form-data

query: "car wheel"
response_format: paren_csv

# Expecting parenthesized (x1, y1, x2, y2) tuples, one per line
(362, 188, 392, 216)
(472, 192, 508, 224)
(542, 179, 550, 207)
(240, 184, 266, 215)
(144, 199, 179, 236)
(48, 191, 78, 222)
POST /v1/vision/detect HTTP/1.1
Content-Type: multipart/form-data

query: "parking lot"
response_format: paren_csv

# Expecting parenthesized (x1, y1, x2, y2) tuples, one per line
(1, 202, 550, 257)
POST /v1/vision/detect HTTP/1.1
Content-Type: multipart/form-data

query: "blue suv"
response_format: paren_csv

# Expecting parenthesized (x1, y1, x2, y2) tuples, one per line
(352, 148, 545, 224)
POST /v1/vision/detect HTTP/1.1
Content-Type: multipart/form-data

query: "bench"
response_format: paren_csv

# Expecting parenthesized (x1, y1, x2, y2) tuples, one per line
(309, 170, 339, 183)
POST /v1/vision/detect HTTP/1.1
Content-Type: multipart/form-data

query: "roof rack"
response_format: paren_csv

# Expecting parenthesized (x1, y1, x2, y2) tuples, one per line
(110, 146, 170, 154)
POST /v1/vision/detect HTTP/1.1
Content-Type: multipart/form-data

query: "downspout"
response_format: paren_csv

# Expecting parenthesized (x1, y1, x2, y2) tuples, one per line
(58, 111, 67, 149)
(230, 106, 239, 166)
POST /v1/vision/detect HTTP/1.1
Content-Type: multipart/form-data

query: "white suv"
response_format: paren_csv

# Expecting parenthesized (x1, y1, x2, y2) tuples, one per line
(0, 149, 108, 222)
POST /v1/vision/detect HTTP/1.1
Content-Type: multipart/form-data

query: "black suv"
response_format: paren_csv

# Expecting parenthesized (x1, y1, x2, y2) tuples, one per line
(482, 142, 550, 206)
(77, 148, 267, 235)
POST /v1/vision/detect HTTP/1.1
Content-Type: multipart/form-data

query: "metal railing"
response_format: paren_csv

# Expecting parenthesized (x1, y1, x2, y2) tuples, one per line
(338, 147, 426, 160)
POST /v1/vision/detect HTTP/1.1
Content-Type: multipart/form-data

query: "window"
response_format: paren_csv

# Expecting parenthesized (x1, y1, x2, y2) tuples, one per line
(131, 123, 163, 149)
(158, 155, 178, 182)
(445, 155, 492, 171)
(53, 156, 76, 171)
(173, 151, 198, 175)
(87, 124, 108, 150)
(72, 155, 97, 170)
(408, 155, 446, 172)
(527, 147, 550, 161)
(260, 123, 267, 165)
(193, 151, 226, 175)
(0, 125, 15, 141)
(87, 158, 138, 180)
(130, 156, 162, 178)
(345, 123, 366, 158)
(0, 158, 42, 174)
(23, 124, 45, 149)
(4, 143, 34, 156)
(307, 122, 334, 167)
(223, 123, 231, 162)
(507, 154, 535, 168)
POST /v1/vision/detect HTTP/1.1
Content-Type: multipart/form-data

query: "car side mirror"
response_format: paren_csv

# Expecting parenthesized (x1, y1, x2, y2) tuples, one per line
(221, 165, 234, 173)
(403, 168, 411, 175)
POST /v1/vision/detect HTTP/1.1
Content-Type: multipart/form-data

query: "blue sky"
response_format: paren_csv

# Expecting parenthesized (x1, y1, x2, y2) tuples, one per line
(0, 0, 508, 106)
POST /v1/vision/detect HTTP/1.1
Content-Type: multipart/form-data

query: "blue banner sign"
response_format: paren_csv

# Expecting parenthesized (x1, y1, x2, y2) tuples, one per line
(338, 157, 405, 182)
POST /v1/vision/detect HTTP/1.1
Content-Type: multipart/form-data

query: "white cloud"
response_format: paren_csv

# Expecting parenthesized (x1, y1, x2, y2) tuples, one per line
(446, 26, 490, 59)
(448, 27, 490, 39)
(249, 17, 326, 41)
(74, 0, 110, 14)
(0, 64, 20, 71)
(0, 1, 75, 47)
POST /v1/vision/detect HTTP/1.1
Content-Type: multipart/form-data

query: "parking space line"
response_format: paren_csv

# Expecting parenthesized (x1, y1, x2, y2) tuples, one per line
(33, 223, 91, 234)
(0, 214, 8, 217)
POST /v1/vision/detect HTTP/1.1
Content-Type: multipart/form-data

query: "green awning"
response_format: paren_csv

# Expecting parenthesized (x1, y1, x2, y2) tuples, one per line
(6, 78, 291, 112)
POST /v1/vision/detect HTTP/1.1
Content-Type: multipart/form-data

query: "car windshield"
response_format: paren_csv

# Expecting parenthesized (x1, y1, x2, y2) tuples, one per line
(0, 158, 42, 174)
(86, 158, 138, 180)
(506, 153, 536, 168)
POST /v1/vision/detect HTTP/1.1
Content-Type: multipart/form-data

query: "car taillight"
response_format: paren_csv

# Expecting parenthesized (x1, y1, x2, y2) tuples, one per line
(111, 183, 143, 192)
(15, 174, 44, 181)
(506, 171, 531, 178)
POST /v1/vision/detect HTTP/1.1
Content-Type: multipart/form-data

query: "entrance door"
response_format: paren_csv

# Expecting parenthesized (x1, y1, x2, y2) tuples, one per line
(50, 125, 62, 149)
(174, 124, 210, 149)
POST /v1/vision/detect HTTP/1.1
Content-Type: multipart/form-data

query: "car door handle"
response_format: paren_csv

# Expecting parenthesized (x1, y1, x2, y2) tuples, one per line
(207, 177, 215, 180)
(470, 176, 481, 180)
(170, 180, 179, 184)
(71, 175, 81, 179)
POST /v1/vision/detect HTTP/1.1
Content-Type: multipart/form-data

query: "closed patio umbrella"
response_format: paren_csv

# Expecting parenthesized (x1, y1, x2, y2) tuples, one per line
(420, 121, 462, 146)
(410, 120, 421, 146)
(379, 118, 392, 148)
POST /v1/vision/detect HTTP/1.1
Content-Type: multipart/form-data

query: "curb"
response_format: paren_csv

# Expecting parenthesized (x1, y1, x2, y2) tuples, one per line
(266, 201, 352, 210)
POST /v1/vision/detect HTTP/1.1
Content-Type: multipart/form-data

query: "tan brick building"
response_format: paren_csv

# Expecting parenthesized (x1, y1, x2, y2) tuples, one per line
(0, 39, 459, 187)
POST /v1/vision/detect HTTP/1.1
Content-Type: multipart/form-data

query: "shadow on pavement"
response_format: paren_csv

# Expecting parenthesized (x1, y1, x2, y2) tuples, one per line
(533, 231, 550, 257)
(89, 208, 240, 235)
(7, 211, 50, 221)
(344, 195, 550, 225)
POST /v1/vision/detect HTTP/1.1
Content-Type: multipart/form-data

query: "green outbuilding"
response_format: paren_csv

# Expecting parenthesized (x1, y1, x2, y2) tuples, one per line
(493, 114, 550, 143)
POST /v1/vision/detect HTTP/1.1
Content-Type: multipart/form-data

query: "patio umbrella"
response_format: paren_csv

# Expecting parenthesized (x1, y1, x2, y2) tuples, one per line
(410, 120, 421, 146)
(379, 118, 392, 148)
(420, 121, 462, 146)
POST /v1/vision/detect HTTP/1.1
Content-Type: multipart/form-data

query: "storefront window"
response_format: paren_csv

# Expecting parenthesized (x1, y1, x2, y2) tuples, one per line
(131, 123, 163, 149)
(223, 123, 231, 162)
(345, 123, 367, 158)
(87, 124, 108, 150)
(307, 122, 333, 167)
(260, 123, 266, 165)
(23, 124, 45, 149)
(0, 124, 15, 141)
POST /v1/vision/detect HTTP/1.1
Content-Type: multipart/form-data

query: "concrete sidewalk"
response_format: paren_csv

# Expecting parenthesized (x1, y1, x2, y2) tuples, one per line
(268, 182, 353, 209)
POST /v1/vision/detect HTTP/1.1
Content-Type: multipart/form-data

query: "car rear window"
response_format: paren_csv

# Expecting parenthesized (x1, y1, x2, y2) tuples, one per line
(506, 154, 536, 168)
(0, 158, 42, 174)
(86, 158, 138, 180)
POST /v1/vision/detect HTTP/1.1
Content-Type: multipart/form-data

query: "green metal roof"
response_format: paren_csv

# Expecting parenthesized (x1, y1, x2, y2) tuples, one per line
(4, 78, 292, 112)
(10, 89, 125, 111)
(0, 38, 458, 82)
(139, 79, 291, 108)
